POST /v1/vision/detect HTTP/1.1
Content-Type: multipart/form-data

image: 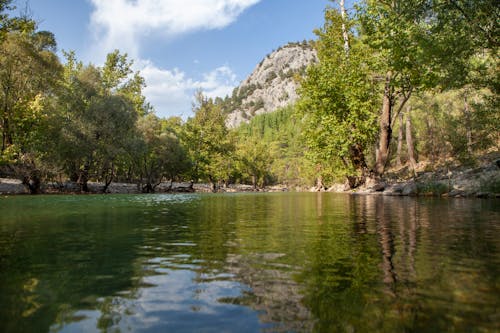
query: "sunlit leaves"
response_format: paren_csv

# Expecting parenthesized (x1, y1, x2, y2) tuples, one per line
(298, 8, 378, 181)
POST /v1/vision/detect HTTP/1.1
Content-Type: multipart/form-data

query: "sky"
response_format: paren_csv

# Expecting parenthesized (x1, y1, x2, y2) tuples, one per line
(19, 0, 350, 118)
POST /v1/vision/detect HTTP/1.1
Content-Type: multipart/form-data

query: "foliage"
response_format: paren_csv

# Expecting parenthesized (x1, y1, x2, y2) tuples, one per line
(235, 106, 312, 187)
(407, 88, 499, 166)
(132, 114, 189, 192)
(298, 7, 378, 183)
(182, 93, 234, 187)
(49, 51, 147, 191)
(0, 2, 498, 192)
(0, 30, 61, 158)
(416, 181, 450, 196)
(235, 137, 271, 188)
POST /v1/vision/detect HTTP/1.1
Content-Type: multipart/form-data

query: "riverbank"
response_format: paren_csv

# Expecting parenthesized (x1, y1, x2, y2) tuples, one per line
(0, 179, 289, 195)
(1, 158, 499, 198)
(327, 157, 500, 199)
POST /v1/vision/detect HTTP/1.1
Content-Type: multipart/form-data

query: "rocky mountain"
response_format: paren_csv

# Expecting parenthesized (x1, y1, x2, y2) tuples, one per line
(223, 41, 317, 128)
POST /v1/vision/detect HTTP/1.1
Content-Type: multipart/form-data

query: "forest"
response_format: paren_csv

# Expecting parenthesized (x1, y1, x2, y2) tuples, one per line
(1, 0, 498, 193)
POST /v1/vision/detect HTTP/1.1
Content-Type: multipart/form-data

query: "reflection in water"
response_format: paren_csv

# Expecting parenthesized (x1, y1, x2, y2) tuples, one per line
(0, 193, 498, 332)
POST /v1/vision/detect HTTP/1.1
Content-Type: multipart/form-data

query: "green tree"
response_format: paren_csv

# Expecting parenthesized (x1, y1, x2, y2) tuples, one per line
(357, 1, 439, 176)
(235, 136, 271, 189)
(55, 52, 142, 192)
(235, 105, 310, 187)
(0, 30, 61, 155)
(298, 7, 378, 188)
(0, 0, 35, 42)
(357, 0, 498, 175)
(0, 27, 62, 192)
(133, 114, 189, 193)
(101, 50, 151, 116)
(183, 93, 234, 191)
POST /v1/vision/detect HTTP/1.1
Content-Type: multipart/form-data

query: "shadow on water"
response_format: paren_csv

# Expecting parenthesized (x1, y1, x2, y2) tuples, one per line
(0, 193, 498, 332)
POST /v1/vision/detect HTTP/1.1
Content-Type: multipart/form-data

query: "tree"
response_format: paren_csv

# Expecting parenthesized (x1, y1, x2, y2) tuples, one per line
(0, 26, 62, 192)
(133, 114, 189, 193)
(234, 105, 309, 187)
(357, 1, 435, 176)
(298, 6, 378, 188)
(0, 30, 61, 155)
(0, 0, 35, 42)
(405, 106, 418, 176)
(183, 92, 234, 191)
(235, 136, 271, 189)
(357, 0, 498, 175)
(101, 50, 151, 116)
(55, 52, 143, 192)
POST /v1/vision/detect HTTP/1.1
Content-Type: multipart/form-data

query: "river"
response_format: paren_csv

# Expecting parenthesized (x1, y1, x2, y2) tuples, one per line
(0, 193, 498, 332)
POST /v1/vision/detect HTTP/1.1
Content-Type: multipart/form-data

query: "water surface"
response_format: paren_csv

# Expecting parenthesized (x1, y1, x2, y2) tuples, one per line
(0, 193, 498, 332)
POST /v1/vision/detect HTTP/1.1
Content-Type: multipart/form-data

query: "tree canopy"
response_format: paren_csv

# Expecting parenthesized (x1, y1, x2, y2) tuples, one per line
(0, 1, 497, 192)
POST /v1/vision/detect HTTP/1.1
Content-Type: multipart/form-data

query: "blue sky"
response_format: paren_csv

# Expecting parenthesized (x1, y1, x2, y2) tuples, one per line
(22, 0, 352, 118)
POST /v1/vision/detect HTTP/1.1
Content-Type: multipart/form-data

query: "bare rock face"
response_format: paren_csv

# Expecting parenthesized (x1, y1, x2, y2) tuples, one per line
(0, 178, 28, 194)
(225, 42, 317, 128)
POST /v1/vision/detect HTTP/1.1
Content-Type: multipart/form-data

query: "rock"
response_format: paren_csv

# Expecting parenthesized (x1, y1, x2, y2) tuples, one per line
(448, 189, 465, 197)
(476, 192, 492, 198)
(327, 184, 345, 192)
(389, 184, 404, 193)
(107, 183, 140, 194)
(172, 182, 195, 193)
(267, 185, 288, 192)
(0, 178, 28, 194)
(372, 182, 387, 192)
(402, 182, 418, 196)
(226, 43, 318, 128)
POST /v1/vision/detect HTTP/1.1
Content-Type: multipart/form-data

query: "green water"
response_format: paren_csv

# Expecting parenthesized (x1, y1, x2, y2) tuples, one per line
(0, 193, 498, 332)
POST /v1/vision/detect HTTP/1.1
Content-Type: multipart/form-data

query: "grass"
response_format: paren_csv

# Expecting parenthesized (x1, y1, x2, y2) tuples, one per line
(416, 181, 450, 196)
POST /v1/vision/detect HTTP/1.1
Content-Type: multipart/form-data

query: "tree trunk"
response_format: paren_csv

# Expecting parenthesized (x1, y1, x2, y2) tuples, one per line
(1, 114, 13, 152)
(102, 163, 115, 193)
(251, 174, 257, 190)
(142, 182, 154, 193)
(339, 0, 350, 55)
(350, 143, 368, 172)
(209, 176, 217, 193)
(396, 112, 404, 167)
(78, 162, 90, 192)
(22, 170, 42, 194)
(405, 106, 418, 177)
(375, 71, 393, 176)
(425, 117, 435, 164)
(316, 175, 325, 192)
(2, 88, 12, 152)
(463, 94, 473, 156)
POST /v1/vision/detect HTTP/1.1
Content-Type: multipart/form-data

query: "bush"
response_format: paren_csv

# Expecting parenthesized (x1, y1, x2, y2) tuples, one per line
(416, 181, 450, 195)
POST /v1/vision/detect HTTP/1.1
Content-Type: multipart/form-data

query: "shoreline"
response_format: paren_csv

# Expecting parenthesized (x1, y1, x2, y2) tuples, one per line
(1, 178, 499, 199)
(0, 179, 290, 196)
(1, 159, 499, 199)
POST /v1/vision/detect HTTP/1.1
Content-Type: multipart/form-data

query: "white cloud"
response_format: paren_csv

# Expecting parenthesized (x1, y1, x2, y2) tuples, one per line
(139, 61, 238, 118)
(89, 0, 261, 58)
(87, 0, 256, 117)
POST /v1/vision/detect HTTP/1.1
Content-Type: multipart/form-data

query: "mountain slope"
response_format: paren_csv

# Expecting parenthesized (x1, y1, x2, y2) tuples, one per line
(224, 41, 317, 128)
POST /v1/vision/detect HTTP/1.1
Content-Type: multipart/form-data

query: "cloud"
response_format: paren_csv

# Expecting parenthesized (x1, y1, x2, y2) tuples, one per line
(86, 0, 256, 117)
(139, 61, 238, 118)
(89, 0, 261, 58)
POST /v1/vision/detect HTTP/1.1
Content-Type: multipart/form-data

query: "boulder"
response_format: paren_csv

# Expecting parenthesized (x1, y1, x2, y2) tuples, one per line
(0, 178, 28, 194)
(402, 182, 418, 196)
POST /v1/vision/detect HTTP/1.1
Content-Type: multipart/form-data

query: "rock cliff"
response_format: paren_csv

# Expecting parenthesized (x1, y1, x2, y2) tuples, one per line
(224, 41, 317, 128)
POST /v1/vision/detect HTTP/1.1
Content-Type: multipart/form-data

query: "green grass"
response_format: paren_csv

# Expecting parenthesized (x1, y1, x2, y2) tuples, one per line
(416, 181, 450, 196)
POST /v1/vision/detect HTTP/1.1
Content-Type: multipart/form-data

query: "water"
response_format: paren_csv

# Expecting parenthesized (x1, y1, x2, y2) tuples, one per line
(0, 193, 498, 332)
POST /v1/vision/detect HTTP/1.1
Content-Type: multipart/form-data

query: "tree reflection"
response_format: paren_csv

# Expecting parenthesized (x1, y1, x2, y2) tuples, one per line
(0, 194, 498, 332)
(374, 196, 397, 289)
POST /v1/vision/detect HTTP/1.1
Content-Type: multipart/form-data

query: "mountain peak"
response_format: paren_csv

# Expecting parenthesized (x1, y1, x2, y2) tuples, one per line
(224, 41, 317, 128)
